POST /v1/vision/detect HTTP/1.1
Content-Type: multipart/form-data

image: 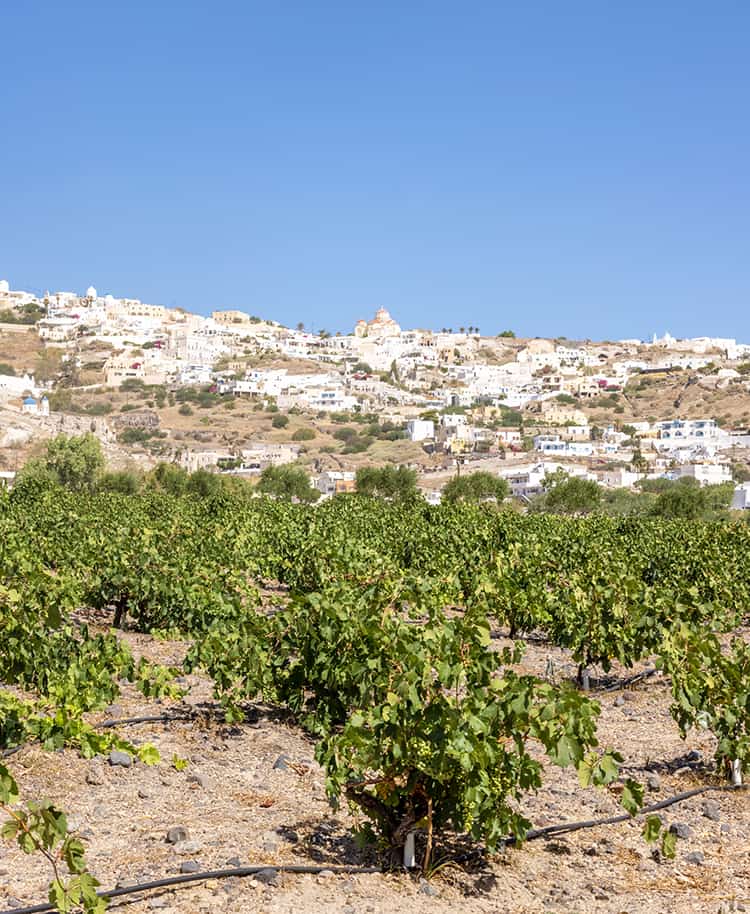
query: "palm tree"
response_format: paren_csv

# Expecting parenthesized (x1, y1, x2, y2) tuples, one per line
(296, 321, 304, 332)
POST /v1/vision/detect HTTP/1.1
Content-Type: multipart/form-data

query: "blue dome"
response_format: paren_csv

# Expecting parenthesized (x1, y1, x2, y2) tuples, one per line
(23, 396, 36, 404)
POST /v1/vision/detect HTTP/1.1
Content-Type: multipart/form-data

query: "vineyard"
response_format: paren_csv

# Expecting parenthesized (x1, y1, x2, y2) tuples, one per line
(1, 488, 749, 913)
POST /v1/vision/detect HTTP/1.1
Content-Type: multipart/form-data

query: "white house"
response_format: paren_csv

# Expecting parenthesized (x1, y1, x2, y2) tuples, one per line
(240, 442, 300, 468)
(406, 419, 435, 442)
(177, 365, 214, 386)
(533, 435, 593, 457)
(731, 482, 750, 510)
(599, 468, 644, 489)
(440, 413, 469, 428)
(674, 463, 732, 486)
(654, 419, 724, 451)
(496, 428, 522, 445)
(555, 345, 588, 364)
(20, 395, 49, 417)
(37, 317, 79, 342)
(284, 387, 358, 412)
(421, 488, 442, 505)
(0, 372, 39, 399)
(498, 461, 595, 500)
(179, 450, 232, 472)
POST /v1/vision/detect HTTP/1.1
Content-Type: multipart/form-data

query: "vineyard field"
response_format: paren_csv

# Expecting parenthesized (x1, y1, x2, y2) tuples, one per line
(1, 489, 749, 913)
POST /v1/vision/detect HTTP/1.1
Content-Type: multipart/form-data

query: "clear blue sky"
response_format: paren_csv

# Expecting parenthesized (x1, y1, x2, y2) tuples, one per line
(2, 1, 749, 340)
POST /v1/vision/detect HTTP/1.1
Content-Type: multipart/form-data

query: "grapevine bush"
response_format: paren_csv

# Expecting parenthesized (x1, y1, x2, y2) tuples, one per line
(1, 486, 748, 873)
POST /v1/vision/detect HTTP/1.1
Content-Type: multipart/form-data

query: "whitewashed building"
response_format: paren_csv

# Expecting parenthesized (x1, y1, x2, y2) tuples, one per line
(498, 461, 595, 500)
(654, 419, 724, 450)
(674, 463, 732, 486)
(37, 317, 80, 342)
(731, 483, 750, 510)
(406, 419, 435, 441)
(533, 435, 594, 457)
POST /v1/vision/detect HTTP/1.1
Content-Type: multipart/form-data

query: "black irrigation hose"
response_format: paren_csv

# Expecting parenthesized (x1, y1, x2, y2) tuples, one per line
(600, 666, 660, 693)
(515, 783, 747, 844)
(2, 785, 746, 914)
(1, 713, 195, 760)
(0, 745, 23, 760)
(0, 865, 382, 914)
(95, 712, 194, 729)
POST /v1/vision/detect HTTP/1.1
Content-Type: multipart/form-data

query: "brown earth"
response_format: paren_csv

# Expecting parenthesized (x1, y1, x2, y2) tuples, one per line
(0, 328, 46, 378)
(2, 626, 748, 914)
(581, 374, 750, 430)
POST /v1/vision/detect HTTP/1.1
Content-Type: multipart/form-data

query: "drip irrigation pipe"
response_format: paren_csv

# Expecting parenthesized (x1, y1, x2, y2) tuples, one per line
(0, 746, 22, 760)
(1, 714, 195, 760)
(600, 667, 660, 693)
(2, 784, 746, 914)
(510, 783, 746, 844)
(95, 713, 194, 729)
(0, 865, 382, 914)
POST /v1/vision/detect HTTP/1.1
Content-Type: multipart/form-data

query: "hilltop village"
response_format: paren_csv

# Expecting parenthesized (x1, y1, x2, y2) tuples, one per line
(1, 277, 750, 507)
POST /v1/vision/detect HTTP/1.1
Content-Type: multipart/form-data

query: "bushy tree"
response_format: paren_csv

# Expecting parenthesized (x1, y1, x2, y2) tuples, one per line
(500, 407, 523, 427)
(600, 487, 651, 516)
(256, 465, 320, 503)
(637, 477, 676, 495)
(536, 476, 602, 515)
(12, 458, 60, 496)
(649, 478, 732, 520)
(19, 433, 105, 493)
(355, 466, 419, 501)
(149, 462, 189, 495)
(99, 469, 143, 494)
(186, 468, 222, 497)
(703, 481, 735, 514)
(442, 472, 508, 504)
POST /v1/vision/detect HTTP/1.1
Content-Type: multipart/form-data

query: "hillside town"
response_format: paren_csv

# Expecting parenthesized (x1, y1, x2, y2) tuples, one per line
(2, 276, 750, 508)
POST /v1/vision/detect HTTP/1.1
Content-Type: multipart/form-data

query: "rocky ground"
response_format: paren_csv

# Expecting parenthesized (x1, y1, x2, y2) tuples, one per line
(1, 628, 748, 914)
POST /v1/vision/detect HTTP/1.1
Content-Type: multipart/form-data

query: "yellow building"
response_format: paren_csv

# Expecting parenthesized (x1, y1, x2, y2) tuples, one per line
(212, 310, 252, 325)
